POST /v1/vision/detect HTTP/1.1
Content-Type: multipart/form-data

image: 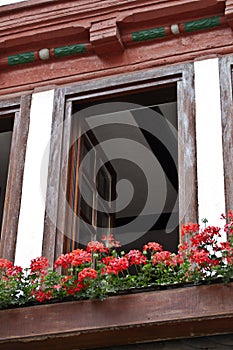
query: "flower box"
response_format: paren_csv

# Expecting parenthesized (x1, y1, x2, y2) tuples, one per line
(0, 282, 233, 350)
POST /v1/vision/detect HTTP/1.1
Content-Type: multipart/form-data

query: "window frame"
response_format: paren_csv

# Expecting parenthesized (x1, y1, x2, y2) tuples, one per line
(219, 55, 233, 214)
(0, 95, 31, 262)
(43, 63, 197, 264)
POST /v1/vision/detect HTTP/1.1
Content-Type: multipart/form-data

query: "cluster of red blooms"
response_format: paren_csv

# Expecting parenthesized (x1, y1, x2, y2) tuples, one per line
(31, 289, 52, 303)
(152, 251, 183, 267)
(54, 249, 92, 269)
(181, 222, 200, 236)
(78, 267, 98, 282)
(125, 250, 147, 266)
(30, 257, 49, 272)
(179, 212, 233, 269)
(0, 258, 13, 269)
(143, 242, 163, 252)
(56, 275, 83, 296)
(86, 241, 107, 253)
(0, 258, 23, 279)
(101, 256, 129, 275)
(0, 214, 232, 306)
(6, 265, 23, 277)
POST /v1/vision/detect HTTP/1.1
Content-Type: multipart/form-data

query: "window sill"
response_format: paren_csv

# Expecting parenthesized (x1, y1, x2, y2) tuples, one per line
(0, 282, 233, 350)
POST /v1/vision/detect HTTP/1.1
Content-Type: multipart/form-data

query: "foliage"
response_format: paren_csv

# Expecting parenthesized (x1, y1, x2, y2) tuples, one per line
(0, 213, 233, 309)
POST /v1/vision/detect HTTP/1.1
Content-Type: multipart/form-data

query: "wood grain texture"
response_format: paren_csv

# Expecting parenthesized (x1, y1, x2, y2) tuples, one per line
(95, 334, 233, 349)
(219, 55, 233, 214)
(0, 283, 232, 350)
(177, 63, 198, 228)
(0, 95, 31, 262)
(42, 89, 65, 265)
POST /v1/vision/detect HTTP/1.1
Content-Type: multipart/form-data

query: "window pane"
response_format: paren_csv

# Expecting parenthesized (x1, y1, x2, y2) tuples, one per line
(79, 177, 93, 224)
(69, 86, 179, 252)
(0, 116, 14, 235)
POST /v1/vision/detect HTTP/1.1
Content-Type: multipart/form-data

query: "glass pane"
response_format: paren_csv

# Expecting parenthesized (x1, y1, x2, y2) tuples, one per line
(81, 135, 95, 178)
(0, 116, 14, 235)
(71, 86, 179, 252)
(79, 177, 93, 224)
(97, 164, 111, 201)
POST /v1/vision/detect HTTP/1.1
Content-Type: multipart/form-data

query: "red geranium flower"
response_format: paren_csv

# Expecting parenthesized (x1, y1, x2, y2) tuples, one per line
(181, 223, 200, 236)
(86, 241, 106, 253)
(6, 266, 23, 276)
(103, 257, 129, 275)
(0, 258, 13, 269)
(152, 251, 173, 266)
(143, 242, 163, 252)
(54, 249, 92, 269)
(189, 249, 211, 266)
(125, 250, 147, 266)
(78, 267, 98, 282)
(30, 257, 49, 272)
(71, 249, 92, 266)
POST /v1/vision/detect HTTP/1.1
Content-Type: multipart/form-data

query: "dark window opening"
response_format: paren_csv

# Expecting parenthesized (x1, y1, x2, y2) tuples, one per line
(0, 115, 14, 236)
(65, 85, 179, 253)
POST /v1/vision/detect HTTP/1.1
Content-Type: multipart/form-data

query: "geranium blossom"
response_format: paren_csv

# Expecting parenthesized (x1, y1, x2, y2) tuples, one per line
(181, 223, 200, 236)
(102, 257, 129, 275)
(152, 251, 173, 266)
(86, 241, 106, 253)
(30, 257, 49, 272)
(78, 267, 98, 282)
(143, 242, 163, 252)
(125, 250, 147, 266)
(0, 258, 13, 269)
(6, 266, 23, 276)
(0, 213, 233, 308)
(54, 249, 92, 269)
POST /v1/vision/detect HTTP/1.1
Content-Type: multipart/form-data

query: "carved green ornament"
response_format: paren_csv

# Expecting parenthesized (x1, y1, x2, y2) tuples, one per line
(8, 52, 34, 66)
(184, 16, 220, 33)
(132, 27, 165, 42)
(54, 44, 86, 58)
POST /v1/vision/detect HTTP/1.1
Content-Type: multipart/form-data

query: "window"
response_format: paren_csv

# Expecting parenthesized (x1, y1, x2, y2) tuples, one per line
(0, 115, 14, 234)
(0, 96, 31, 261)
(43, 63, 197, 262)
(64, 86, 180, 253)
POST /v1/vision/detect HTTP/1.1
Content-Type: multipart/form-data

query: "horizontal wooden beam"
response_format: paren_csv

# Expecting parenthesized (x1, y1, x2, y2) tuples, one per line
(0, 283, 232, 350)
(0, 0, 231, 95)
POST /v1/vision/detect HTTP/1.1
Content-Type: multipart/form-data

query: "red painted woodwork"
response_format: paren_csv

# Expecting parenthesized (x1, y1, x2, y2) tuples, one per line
(90, 18, 124, 55)
(0, 283, 232, 350)
(0, 0, 232, 96)
(226, 0, 233, 28)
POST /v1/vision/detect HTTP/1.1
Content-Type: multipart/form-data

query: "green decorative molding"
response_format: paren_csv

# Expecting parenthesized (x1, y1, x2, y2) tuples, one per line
(132, 27, 165, 42)
(8, 52, 35, 66)
(184, 16, 220, 32)
(54, 44, 86, 58)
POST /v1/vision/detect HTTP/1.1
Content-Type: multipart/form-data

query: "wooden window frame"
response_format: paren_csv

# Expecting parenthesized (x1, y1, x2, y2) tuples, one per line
(43, 63, 197, 264)
(0, 95, 31, 262)
(219, 55, 233, 213)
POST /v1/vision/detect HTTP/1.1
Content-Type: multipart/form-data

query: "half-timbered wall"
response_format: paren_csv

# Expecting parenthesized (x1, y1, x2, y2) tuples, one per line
(0, 1, 233, 349)
(6, 57, 226, 267)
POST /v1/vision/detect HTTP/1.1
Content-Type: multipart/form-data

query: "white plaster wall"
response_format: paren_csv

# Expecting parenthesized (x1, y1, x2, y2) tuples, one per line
(14, 90, 54, 267)
(194, 58, 226, 229)
(0, 0, 27, 6)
